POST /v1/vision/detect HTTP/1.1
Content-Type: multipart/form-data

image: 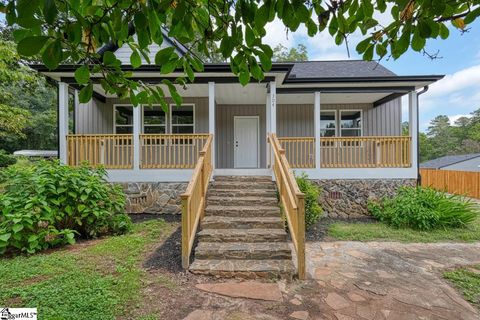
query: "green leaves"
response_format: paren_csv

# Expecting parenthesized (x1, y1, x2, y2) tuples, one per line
(74, 66, 90, 85)
(42, 40, 62, 70)
(130, 50, 142, 68)
(17, 36, 49, 56)
(155, 47, 175, 66)
(79, 83, 93, 103)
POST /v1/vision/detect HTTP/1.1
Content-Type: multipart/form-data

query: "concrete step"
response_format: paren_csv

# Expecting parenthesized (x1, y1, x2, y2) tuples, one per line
(205, 205, 281, 217)
(195, 242, 292, 260)
(211, 181, 276, 190)
(201, 216, 284, 229)
(198, 228, 288, 243)
(207, 196, 278, 207)
(189, 259, 294, 280)
(214, 176, 272, 183)
(207, 189, 277, 198)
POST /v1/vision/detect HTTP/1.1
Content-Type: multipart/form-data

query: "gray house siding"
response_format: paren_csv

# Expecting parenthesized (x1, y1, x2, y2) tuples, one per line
(75, 97, 113, 134)
(276, 99, 402, 138)
(76, 97, 209, 134)
(215, 104, 266, 169)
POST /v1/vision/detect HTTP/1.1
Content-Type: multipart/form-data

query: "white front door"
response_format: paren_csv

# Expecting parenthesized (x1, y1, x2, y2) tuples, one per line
(234, 116, 259, 168)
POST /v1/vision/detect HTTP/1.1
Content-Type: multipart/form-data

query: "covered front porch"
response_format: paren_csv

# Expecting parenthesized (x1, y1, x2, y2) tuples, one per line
(57, 76, 419, 181)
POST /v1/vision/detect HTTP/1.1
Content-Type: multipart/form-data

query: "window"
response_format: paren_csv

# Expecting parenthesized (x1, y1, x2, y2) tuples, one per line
(320, 111, 337, 137)
(340, 110, 362, 137)
(171, 104, 194, 134)
(143, 105, 166, 134)
(114, 105, 133, 133)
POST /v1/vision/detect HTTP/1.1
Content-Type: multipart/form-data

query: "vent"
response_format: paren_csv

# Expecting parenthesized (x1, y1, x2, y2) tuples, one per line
(130, 195, 148, 206)
(328, 191, 342, 200)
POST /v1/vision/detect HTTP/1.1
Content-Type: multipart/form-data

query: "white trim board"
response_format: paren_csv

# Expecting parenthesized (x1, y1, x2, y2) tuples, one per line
(106, 169, 194, 182)
(214, 168, 272, 176)
(294, 167, 417, 180)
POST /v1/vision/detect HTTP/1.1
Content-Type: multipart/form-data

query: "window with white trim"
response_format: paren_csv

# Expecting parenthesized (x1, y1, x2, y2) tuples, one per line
(143, 105, 166, 134)
(320, 111, 337, 137)
(114, 105, 133, 133)
(171, 104, 194, 134)
(340, 110, 362, 137)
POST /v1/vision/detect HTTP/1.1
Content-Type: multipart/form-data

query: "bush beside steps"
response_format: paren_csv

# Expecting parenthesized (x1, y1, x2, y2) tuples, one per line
(368, 186, 478, 231)
(0, 160, 132, 255)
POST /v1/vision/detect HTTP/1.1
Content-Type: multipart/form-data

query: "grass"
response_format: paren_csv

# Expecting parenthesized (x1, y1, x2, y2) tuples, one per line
(444, 265, 480, 310)
(0, 219, 173, 320)
(327, 216, 480, 243)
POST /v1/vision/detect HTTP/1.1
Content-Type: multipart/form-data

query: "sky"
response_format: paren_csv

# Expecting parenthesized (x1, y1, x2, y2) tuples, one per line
(263, 18, 480, 132)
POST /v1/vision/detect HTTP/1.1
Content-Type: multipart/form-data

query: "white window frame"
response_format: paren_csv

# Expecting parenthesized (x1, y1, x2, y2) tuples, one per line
(113, 104, 134, 134)
(339, 109, 363, 137)
(320, 110, 338, 137)
(169, 103, 196, 134)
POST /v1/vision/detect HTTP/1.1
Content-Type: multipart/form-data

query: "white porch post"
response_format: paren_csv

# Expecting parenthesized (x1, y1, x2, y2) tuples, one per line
(132, 103, 142, 171)
(266, 89, 271, 168)
(314, 92, 321, 169)
(409, 91, 419, 173)
(270, 81, 277, 134)
(58, 82, 69, 164)
(209, 81, 215, 169)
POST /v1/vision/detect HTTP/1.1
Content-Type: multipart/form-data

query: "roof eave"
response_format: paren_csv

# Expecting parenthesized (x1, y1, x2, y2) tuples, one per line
(283, 75, 445, 84)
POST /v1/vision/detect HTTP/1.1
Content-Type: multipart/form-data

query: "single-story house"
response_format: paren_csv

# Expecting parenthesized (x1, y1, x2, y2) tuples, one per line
(31, 34, 443, 278)
(421, 153, 480, 172)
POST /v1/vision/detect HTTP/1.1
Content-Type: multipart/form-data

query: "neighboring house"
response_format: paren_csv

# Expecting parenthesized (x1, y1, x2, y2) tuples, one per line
(31, 37, 443, 218)
(421, 154, 480, 172)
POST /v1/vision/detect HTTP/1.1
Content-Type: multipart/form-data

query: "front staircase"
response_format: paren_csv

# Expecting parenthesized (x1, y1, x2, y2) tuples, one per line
(189, 176, 294, 279)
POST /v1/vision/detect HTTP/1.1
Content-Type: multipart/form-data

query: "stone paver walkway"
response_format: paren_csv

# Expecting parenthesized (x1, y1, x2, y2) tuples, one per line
(306, 241, 480, 319)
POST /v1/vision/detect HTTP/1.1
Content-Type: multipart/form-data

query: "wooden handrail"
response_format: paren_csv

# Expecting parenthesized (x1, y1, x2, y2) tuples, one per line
(180, 134, 213, 269)
(268, 133, 306, 279)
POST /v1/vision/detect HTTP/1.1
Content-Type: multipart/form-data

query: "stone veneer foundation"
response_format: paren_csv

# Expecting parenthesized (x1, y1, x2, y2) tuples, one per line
(312, 179, 417, 218)
(118, 182, 187, 214)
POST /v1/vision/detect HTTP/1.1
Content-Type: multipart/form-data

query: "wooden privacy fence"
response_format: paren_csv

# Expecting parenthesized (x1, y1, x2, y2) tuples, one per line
(268, 133, 306, 279)
(67, 134, 133, 169)
(181, 134, 213, 268)
(140, 134, 210, 169)
(278, 137, 315, 168)
(420, 169, 480, 199)
(320, 136, 411, 168)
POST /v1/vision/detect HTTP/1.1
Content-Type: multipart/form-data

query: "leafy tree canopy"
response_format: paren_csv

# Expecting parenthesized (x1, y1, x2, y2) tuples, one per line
(1, 0, 479, 107)
(273, 44, 308, 61)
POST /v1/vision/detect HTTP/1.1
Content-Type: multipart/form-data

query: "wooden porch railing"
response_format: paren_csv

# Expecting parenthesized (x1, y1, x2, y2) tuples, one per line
(268, 133, 306, 279)
(278, 137, 315, 168)
(181, 134, 213, 269)
(321, 136, 411, 168)
(67, 134, 133, 169)
(140, 134, 210, 169)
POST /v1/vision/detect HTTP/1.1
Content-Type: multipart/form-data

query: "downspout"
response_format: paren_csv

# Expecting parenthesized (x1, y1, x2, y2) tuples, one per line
(416, 86, 429, 186)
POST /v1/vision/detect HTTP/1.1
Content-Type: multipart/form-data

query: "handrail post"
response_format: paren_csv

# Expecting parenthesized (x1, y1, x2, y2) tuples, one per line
(297, 195, 306, 280)
(181, 194, 190, 269)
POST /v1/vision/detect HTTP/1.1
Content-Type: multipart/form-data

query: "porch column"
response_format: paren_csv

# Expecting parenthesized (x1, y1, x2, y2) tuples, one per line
(266, 89, 271, 167)
(209, 81, 215, 169)
(409, 91, 419, 172)
(58, 82, 69, 164)
(314, 92, 321, 169)
(270, 81, 277, 133)
(132, 103, 142, 171)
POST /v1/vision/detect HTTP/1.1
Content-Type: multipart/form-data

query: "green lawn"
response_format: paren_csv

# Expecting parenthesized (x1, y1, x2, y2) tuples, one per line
(327, 216, 480, 243)
(0, 219, 174, 320)
(444, 265, 480, 310)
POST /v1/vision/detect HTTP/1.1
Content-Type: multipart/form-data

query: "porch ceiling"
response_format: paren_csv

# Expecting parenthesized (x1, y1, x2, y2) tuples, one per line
(277, 92, 392, 104)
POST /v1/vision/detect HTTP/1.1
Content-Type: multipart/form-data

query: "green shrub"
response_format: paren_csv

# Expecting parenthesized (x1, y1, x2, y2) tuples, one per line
(0, 150, 16, 167)
(368, 186, 478, 231)
(296, 173, 323, 229)
(0, 160, 132, 254)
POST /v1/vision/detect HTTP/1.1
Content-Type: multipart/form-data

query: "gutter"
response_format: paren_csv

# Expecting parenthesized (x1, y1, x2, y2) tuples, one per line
(416, 86, 429, 186)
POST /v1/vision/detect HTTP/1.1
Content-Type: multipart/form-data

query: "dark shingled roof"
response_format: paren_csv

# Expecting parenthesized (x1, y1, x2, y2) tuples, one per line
(420, 153, 480, 169)
(289, 60, 397, 79)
